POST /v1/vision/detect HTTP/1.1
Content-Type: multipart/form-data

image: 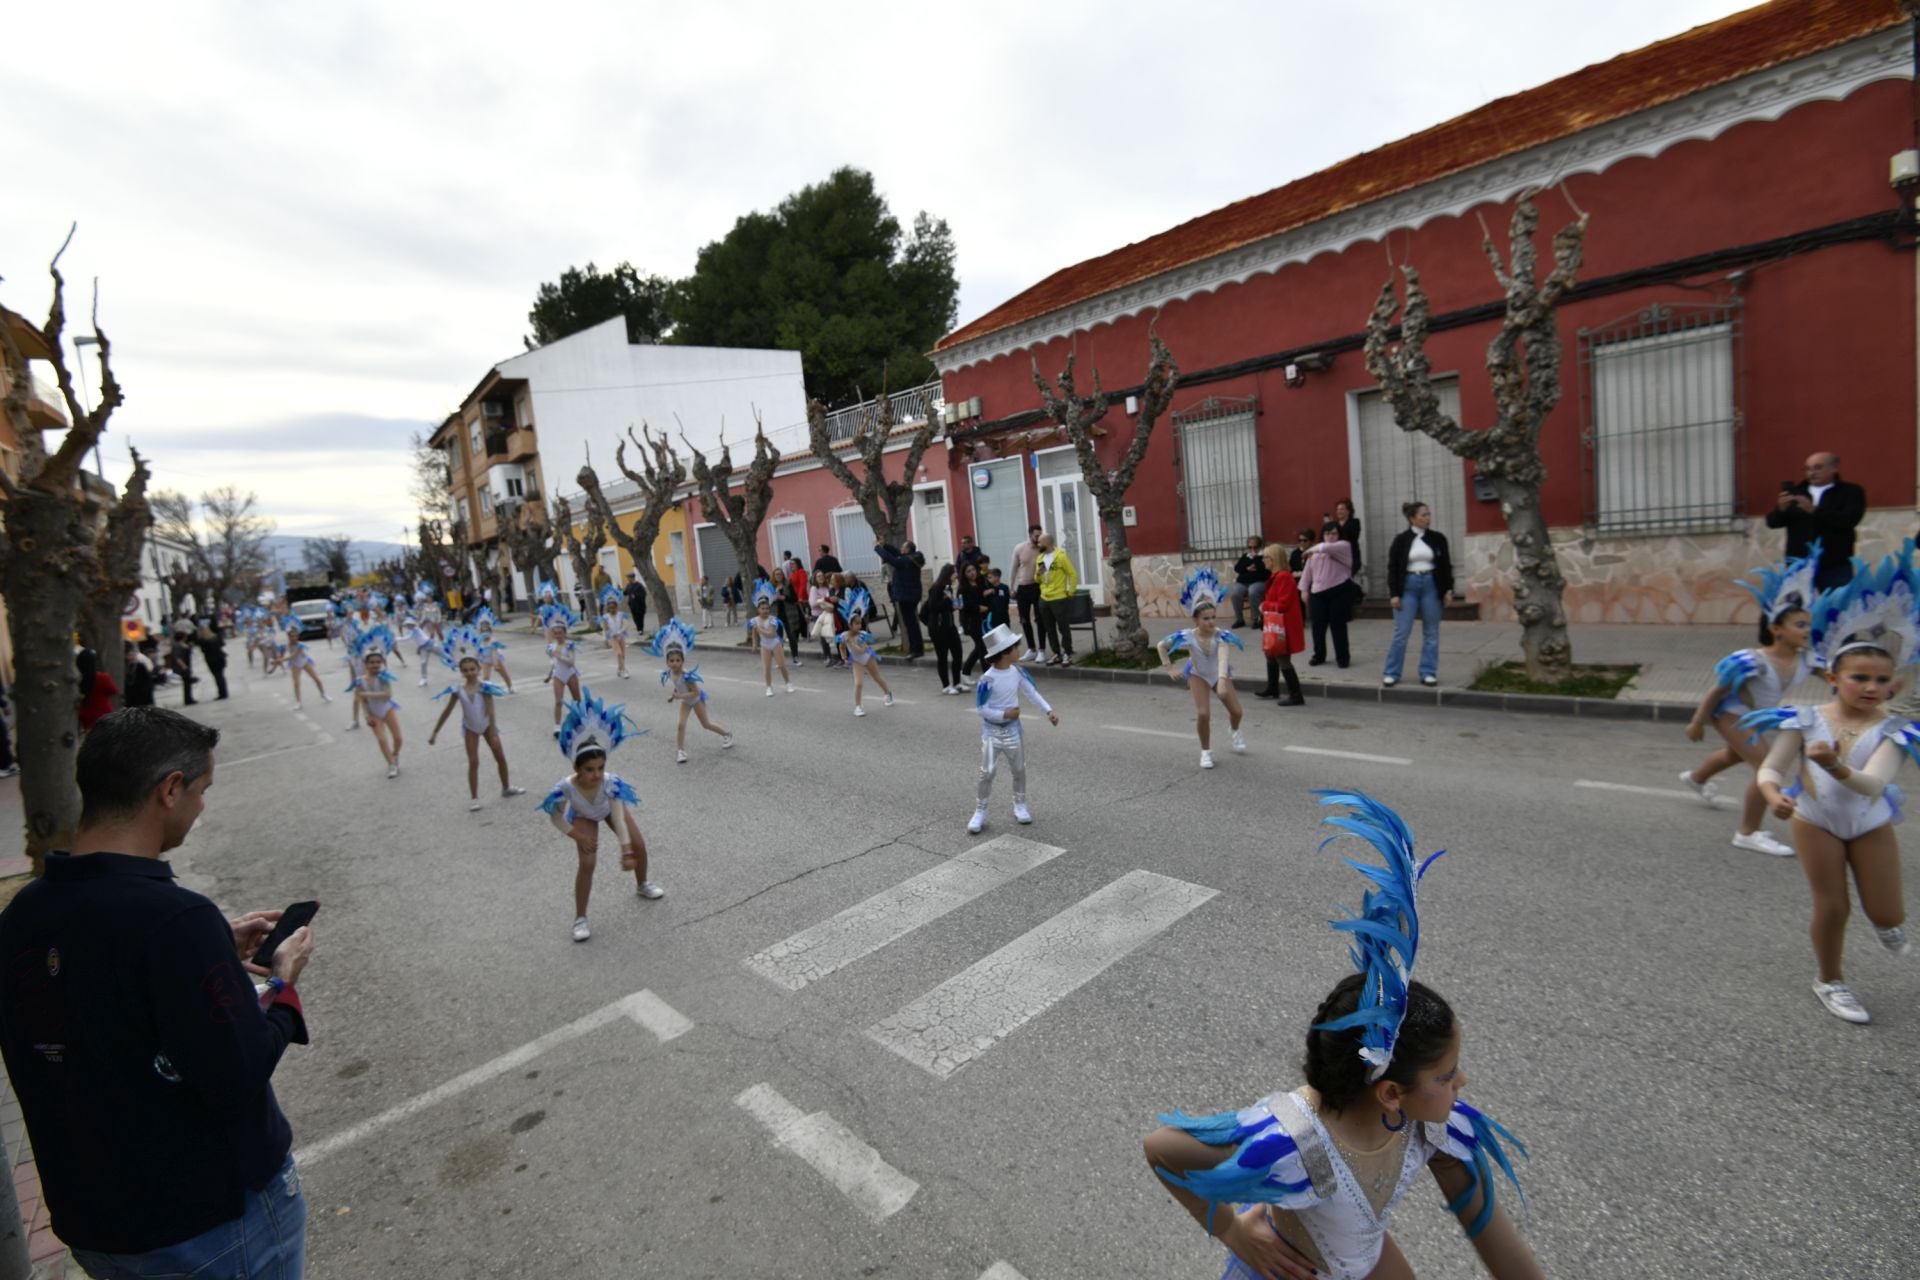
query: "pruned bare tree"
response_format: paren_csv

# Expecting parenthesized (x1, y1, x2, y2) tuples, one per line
(578, 424, 682, 627)
(0, 228, 126, 875)
(302, 533, 354, 583)
(500, 501, 561, 630)
(151, 485, 274, 606)
(551, 492, 608, 621)
(806, 382, 940, 549)
(681, 415, 778, 588)
(80, 445, 154, 699)
(409, 428, 453, 525)
(1031, 331, 1179, 664)
(1364, 192, 1588, 684)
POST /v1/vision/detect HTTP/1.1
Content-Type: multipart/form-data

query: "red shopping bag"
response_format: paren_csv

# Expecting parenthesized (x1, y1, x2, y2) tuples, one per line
(1263, 617, 1288, 657)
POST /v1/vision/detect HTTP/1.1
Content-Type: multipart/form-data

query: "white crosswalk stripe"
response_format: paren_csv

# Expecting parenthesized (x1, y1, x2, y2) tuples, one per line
(735, 1083, 919, 1221)
(867, 870, 1218, 1079)
(745, 835, 1066, 991)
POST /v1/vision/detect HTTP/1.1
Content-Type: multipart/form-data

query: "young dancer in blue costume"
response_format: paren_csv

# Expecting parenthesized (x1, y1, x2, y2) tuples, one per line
(539, 689, 660, 943)
(426, 628, 525, 811)
(543, 607, 582, 737)
(1680, 547, 1821, 856)
(1158, 567, 1248, 770)
(601, 586, 632, 679)
(651, 619, 731, 763)
(967, 623, 1057, 834)
(347, 634, 404, 778)
(1742, 547, 1918, 1024)
(1145, 793, 1538, 1280)
(835, 587, 893, 717)
(746, 581, 794, 697)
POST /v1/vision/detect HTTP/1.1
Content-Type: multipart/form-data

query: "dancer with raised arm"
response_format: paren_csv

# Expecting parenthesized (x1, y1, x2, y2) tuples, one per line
(745, 580, 794, 697)
(600, 586, 632, 679)
(651, 619, 732, 763)
(539, 689, 661, 942)
(347, 632, 405, 778)
(835, 587, 893, 717)
(426, 627, 526, 811)
(1145, 792, 1539, 1280)
(1157, 568, 1247, 770)
(543, 608, 582, 738)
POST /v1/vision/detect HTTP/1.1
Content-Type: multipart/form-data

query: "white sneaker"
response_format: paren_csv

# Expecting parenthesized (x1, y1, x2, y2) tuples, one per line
(1732, 831, 1795, 857)
(785, 683, 795, 694)
(720, 733, 733, 748)
(854, 706, 866, 717)
(638, 881, 665, 900)
(418, 676, 428, 687)
(1382, 676, 1398, 687)
(502, 786, 526, 797)
(884, 693, 894, 707)
(468, 800, 482, 812)
(675, 749, 688, 764)
(942, 685, 957, 695)
(792, 658, 802, 667)
(1812, 980, 1870, 1023)
(958, 678, 973, 691)
(1231, 730, 1247, 753)
(1013, 800, 1033, 824)
(321, 694, 333, 703)
(967, 807, 987, 834)
(1021, 651, 1040, 663)
(1875, 925, 1913, 956)
(1679, 770, 1720, 805)
(572, 917, 591, 943)
(347, 721, 360, 731)
(1200, 750, 1215, 769)
(386, 764, 398, 779)
(765, 687, 775, 697)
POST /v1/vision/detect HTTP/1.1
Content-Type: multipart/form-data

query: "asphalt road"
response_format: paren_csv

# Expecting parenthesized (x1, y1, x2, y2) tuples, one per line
(168, 625, 1918, 1280)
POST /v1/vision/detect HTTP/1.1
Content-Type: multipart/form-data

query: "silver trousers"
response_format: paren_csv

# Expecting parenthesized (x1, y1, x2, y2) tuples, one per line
(977, 722, 1027, 804)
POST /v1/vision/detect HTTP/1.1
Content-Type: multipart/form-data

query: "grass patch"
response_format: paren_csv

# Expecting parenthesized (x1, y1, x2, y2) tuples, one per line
(1071, 648, 1160, 672)
(1468, 661, 1640, 699)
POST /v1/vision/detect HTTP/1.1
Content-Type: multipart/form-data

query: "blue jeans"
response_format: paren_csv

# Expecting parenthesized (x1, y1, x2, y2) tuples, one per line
(1228, 580, 1266, 625)
(73, 1155, 306, 1279)
(1384, 573, 1443, 681)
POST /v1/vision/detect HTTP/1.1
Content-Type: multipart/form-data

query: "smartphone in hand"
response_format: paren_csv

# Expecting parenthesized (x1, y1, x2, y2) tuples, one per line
(250, 901, 319, 968)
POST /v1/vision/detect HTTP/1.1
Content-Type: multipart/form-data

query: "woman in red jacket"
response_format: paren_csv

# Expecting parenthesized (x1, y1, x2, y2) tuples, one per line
(75, 648, 120, 733)
(1254, 543, 1306, 706)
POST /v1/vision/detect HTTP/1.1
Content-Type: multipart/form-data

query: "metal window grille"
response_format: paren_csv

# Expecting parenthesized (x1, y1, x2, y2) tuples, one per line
(1173, 396, 1260, 557)
(1580, 301, 1743, 533)
(831, 508, 883, 576)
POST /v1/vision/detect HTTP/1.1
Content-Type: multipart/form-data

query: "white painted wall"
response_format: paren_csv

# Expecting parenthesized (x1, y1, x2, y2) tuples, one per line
(497, 317, 808, 508)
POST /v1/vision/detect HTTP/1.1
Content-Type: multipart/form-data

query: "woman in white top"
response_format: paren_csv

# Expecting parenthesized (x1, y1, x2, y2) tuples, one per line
(1382, 503, 1454, 688)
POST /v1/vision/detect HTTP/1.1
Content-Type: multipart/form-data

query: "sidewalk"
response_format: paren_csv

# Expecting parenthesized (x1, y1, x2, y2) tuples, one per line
(2, 1073, 76, 1278)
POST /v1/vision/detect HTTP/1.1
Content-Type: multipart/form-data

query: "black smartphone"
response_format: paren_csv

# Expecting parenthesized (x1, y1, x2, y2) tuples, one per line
(251, 901, 319, 968)
(1781, 481, 1795, 492)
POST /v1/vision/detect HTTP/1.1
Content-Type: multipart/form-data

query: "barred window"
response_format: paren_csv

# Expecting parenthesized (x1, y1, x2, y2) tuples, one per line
(1582, 302, 1742, 533)
(1174, 396, 1260, 556)
(831, 507, 883, 576)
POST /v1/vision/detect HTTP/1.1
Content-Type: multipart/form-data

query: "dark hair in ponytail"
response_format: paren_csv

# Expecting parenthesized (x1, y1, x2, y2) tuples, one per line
(1759, 605, 1807, 647)
(1301, 974, 1456, 1112)
(1401, 501, 1427, 522)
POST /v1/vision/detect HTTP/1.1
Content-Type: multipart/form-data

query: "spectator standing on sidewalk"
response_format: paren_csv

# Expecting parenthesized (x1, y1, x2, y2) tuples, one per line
(876, 541, 927, 659)
(197, 619, 231, 700)
(1766, 451, 1866, 590)
(922, 565, 967, 694)
(1381, 503, 1454, 689)
(76, 649, 121, 734)
(1009, 525, 1043, 654)
(813, 544, 843, 579)
(1332, 499, 1364, 593)
(1300, 522, 1356, 668)
(1228, 534, 1270, 628)
(1254, 543, 1306, 706)
(624, 571, 649, 641)
(124, 641, 156, 709)
(0, 707, 317, 1275)
(957, 561, 990, 678)
(167, 621, 198, 706)
(1037, 533, 1079, 666)
(957, 534, 987, 575)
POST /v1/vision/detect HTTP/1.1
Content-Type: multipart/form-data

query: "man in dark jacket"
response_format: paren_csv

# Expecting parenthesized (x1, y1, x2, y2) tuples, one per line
(1765, 451, 1866, 589)
(0, 707, 317, 1269)
(875, 542, 926, 659)
(195, 620, 229, 700)
(624, 572, 649, 640)
(813, 545, 843, 578)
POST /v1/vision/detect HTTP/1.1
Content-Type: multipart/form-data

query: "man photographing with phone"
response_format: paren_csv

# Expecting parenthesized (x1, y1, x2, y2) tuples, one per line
(1766, 450, 1866, 590)
(0, 707, 318, 1276)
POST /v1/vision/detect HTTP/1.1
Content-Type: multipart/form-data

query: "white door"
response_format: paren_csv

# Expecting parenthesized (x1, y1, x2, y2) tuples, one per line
(668, 530, 693, 612)
(1036, 447, 1103, 605)
(1352, 383, 1466, 597)
(597, 547, 621, 608)
(768, 515, 809, 575)
(910, 484, 952, 572)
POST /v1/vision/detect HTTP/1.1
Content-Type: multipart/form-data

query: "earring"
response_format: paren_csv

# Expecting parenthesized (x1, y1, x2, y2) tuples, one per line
(1381, 1109, 1407, 1133)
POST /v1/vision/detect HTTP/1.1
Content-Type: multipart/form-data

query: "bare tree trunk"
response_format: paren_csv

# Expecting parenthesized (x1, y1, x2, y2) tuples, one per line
(1031, 332, 1179, 664)
(579, 424, 683, 626)
(82, 445, 153, 696)
(682, 416, 779, 585)
(1363, 193, 1586, 684)
(806, 385, 940, 549)
(0, 229, 125, 872)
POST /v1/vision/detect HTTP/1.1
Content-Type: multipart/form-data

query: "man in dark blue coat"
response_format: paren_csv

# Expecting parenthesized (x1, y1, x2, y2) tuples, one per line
(875, 541, 927, 659)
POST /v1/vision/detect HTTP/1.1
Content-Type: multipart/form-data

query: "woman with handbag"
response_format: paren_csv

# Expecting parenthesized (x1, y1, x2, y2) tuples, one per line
(1254, 543, 1306, 705)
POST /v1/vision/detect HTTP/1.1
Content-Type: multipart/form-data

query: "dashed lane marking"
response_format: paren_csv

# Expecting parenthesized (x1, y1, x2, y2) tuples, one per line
(867, 870, 1218, 1079)
(980, 1265, 1031, 1280)
(734, 1083, 919, 1222)
(745, 834, 1067, 991)
(1575, 779, 1732, 807)
(1282, 745, 1413, 766)
(219, 741, 330, 769)
(295, 990, 691, 1168)
(1100, 725, 1189, 740)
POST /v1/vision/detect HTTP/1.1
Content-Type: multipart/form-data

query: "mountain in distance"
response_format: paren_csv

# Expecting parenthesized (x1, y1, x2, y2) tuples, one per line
(259, 535, 409, 575)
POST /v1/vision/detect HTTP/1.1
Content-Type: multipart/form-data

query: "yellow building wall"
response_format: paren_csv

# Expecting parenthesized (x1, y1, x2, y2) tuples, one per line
(573, 503, 687, 590)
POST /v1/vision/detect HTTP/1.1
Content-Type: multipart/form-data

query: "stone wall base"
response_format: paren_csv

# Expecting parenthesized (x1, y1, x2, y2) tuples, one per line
(1460, 508, 1916, 626)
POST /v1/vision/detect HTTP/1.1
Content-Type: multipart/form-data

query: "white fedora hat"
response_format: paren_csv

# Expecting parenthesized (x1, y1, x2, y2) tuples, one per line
(981, 623, 1023, 659)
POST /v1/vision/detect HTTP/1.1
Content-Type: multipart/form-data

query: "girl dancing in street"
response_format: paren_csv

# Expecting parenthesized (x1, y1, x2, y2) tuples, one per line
(426, 631, 526, 811)
(348, 641, 406, 778)
(651, 618, 731, 762)
(473, 607, 515, 692)
(746, 581, 794, 696)
(539, 689, 661, 942)
(544, 610, 582, 737)
(836, 587, 893, 717)
(600, 586, 632, 679)
(1157, 568, 1247, 769)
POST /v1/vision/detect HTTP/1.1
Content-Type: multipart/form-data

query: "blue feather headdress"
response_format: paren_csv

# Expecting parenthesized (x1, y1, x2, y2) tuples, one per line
(1181, 567, 1226, 615)
(600, 585, 625, 611)
(347, 624, 395, 660)
(437, 625, 488, 669)
(472, 606, 497, 629)
(539, 601, 577, 632)
(1312, 790, 1448, 1082)
(557, 687, 644, 763)
(1737, 541, 1821, 624)
(839, 587, 873, 623)
(537, 579, 559, 604)
(751, 578, 779, 609)
(369, 591, 389, 613)
(1808, 542, 1920, 669)
(649, 617, 697, 660)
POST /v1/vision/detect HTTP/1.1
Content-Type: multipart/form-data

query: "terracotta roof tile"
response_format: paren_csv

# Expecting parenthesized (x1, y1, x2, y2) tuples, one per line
(936, 0, 1907, 354)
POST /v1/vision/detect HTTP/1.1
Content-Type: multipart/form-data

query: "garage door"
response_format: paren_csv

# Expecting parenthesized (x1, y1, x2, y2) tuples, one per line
(695, 523, 742, 590)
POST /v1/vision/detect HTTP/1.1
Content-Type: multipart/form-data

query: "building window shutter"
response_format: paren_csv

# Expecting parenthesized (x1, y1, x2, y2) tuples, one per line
(1173, 398, 1260, 556)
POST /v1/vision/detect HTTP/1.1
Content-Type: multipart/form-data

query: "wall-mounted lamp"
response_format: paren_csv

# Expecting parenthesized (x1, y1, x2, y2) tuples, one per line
(1282, 351, 1334, 389)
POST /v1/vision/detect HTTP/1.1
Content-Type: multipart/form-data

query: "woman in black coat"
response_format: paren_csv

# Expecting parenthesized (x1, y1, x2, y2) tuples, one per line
(956, 561, 990, 677)
(1380, 501, 1455, 687)
(920, 564, 966, 695)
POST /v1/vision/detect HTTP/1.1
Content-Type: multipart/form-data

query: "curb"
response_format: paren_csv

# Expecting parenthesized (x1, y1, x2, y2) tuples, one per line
(699, 639, 1695, 722)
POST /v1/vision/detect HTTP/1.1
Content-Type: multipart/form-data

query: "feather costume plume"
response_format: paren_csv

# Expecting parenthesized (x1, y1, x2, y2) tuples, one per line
(537, 579, 559, 604)
(600, 585, 625, 612)
(472, 606, 498, 630)
(1808, 543, 1920, 669)
(539, 600, 578, 632)
(839, 587, 874, 623)
(347, 624, 396, 660)
(1737, 542, 1821, 624)
(556, 687, 644, 763)
(1180, 567, 1226, 615)
(436, 625, 489, 669)
(751, 578, 779, 609)
(648, 618, 697, 660)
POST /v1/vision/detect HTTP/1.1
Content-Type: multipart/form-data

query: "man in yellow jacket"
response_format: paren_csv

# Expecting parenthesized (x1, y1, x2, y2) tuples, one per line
(1036, 533, 1079, 666)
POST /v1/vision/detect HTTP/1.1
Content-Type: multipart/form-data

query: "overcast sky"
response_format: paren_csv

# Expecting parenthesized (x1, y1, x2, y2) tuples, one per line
(2, 0, 1750, 543)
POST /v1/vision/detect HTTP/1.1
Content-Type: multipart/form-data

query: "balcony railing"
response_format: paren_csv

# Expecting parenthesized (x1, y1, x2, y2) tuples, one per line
(484, 430, 509, 459)
(819, 381, 943, 444)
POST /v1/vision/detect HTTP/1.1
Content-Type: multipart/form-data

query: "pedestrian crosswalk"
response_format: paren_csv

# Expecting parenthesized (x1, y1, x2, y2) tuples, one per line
(742, 836, 1217, 1079)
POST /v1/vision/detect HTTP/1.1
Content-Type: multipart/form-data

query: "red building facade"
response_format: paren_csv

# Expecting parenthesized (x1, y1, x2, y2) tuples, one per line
(930, 1, 1918, 624)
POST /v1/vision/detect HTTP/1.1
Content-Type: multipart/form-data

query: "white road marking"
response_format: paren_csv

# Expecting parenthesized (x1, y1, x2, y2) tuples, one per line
(1575, 779, 1732, 808)
(745, 835, 1066, 991)
(701, 673, 822, 694)
(1283, 745, 1413, 766)
(295, 990, 691, 1168)
(980, 1265, 1031, 1280)
(734, 1083, 919, 1222)
(868, 870, 1218, 1079)
(1101, 724, 1190, 739)
(220, 741, 330, 768)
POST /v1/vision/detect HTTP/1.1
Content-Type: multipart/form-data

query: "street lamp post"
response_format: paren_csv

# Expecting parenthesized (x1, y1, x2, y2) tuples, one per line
(72, 335, 105, 478)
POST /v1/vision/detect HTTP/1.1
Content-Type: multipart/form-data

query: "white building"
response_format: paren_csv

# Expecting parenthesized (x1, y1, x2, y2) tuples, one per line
(135, 532, 197, 633)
